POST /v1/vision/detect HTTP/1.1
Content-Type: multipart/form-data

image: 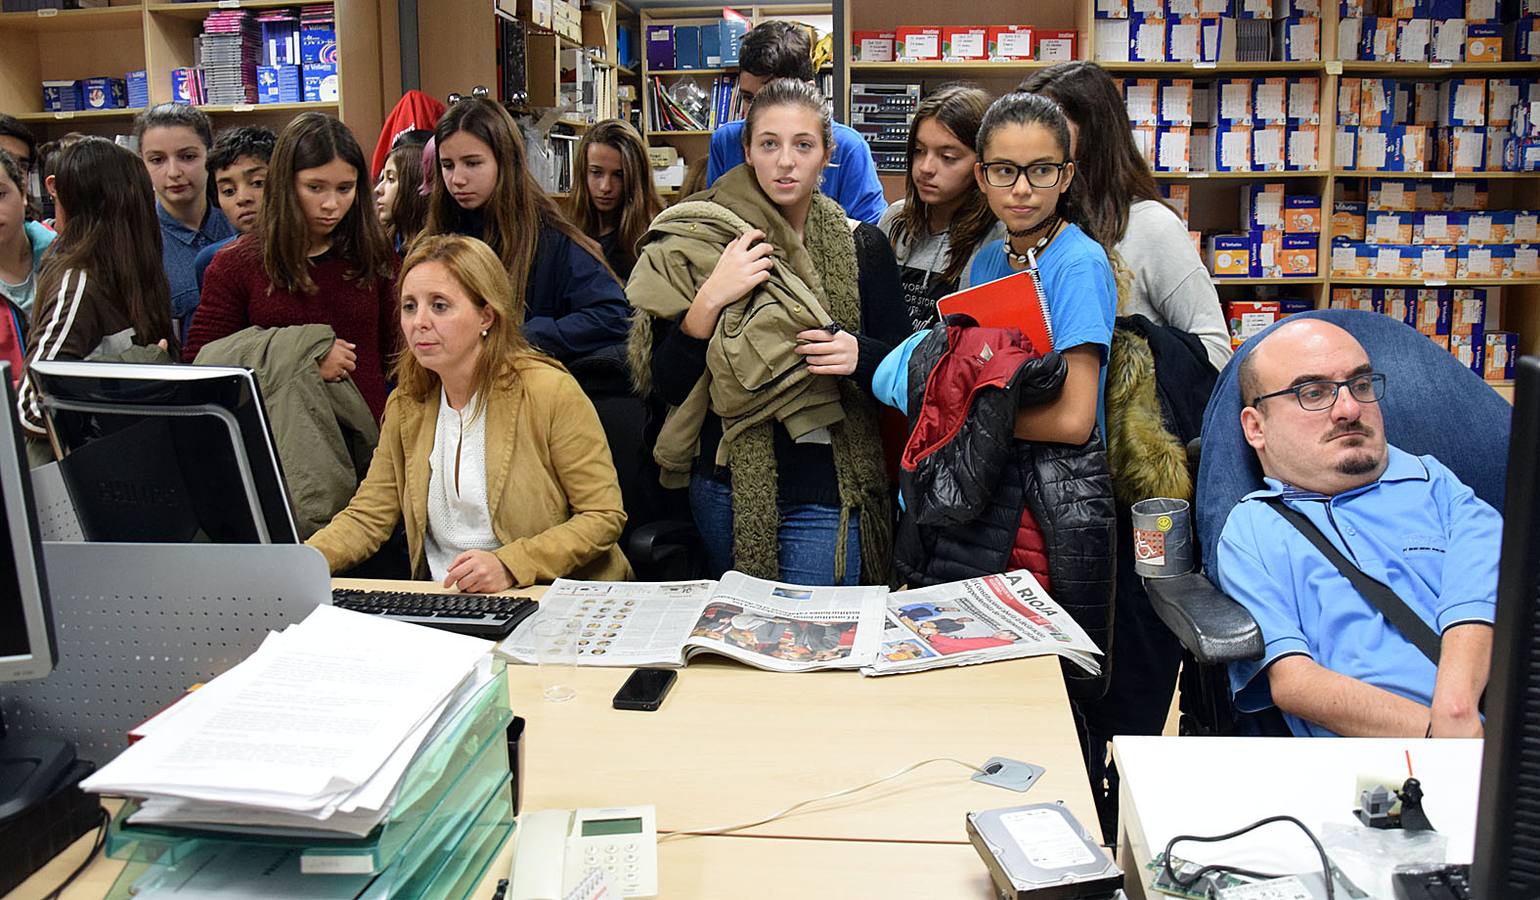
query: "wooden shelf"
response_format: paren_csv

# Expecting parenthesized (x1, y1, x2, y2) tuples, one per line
(198, 101, 339, 115)
(1332, 171, 1536, 180)
(0, 5, 141, 33)
(14, 106, 144, 123)
(1330, 278, 1540, 287)
(647, 129, 714, 137)
(648, 67, 734, 76)
(1212, 277, 1327, 285)
(1338, 61, 1540, 76)
(1095, 60, 1324, 75)
(146, 0, 301, 17)
(1154, 170, 1329, 180)
(618, 64, 638, 78)
(1489, 380, 1515, 403)
(849, 60, 1058, 76)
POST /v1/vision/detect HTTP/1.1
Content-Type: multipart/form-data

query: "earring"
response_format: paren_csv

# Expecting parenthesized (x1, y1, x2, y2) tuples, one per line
(480, 329, 489, 338)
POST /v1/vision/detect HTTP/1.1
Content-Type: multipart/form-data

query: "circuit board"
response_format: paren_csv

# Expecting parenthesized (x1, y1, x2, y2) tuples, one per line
(1148, 853, 1258, 899)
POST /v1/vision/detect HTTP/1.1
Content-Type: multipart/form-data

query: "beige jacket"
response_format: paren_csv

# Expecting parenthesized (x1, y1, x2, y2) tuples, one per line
(307, 355, 632, 586)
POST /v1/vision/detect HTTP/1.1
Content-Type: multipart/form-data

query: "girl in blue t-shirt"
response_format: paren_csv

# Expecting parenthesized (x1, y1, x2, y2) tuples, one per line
(875, 91, 1117, 443)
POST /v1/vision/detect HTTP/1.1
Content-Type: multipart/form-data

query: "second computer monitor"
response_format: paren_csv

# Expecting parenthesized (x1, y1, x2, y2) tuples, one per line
(28, 360, 298, 545)
(0, 361, 55, 684)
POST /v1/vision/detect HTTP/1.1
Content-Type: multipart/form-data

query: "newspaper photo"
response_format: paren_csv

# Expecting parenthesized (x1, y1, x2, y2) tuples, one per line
(677, 572, 887, 673)
(862, 570, 1102, 676)
(496, 573, 888, 673)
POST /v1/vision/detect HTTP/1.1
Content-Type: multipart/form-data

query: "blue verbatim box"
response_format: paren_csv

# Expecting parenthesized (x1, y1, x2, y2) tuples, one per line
(300, 26, 337, 66)
(303, 64, 338, 103)
(126, 69, 149, 109)
(80, 77, 126, 110)
(41, 80, 81, 112)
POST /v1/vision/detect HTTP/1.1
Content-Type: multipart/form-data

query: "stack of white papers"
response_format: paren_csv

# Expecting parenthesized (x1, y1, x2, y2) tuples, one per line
(82, 605, 495, 838)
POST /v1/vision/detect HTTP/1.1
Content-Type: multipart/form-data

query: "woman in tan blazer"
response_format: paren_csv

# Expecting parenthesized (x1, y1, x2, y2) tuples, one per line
(307, 233, 632, 591)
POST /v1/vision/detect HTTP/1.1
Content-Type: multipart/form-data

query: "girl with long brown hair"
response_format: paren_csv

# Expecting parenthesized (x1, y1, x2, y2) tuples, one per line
(376, 137, 430, 253)
(878, 84, 1004, 329)
(568, 119, 663, 281)
(16, 138, 176, 435)
(308, 234, 631, 591)
(1021, 62, 1230, 369)
(425, 97, 629, 362)
(187, 112, 397, 420)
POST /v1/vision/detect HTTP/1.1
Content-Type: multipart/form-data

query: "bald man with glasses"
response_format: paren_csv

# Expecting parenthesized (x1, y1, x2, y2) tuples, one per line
(1217, 318, 1497, 738)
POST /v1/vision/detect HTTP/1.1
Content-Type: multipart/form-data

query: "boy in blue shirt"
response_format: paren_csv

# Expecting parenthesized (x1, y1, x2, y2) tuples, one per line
(705, 21, 886, 224)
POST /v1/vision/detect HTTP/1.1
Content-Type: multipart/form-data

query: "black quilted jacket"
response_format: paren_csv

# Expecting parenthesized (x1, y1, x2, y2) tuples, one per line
(893, 321, 1117, 702)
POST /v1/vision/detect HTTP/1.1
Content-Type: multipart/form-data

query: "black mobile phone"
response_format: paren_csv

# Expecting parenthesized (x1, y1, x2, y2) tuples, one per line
(612, 667, 677, 711)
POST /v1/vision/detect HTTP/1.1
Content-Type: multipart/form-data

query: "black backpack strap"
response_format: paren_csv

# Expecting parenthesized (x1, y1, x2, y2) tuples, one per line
(1260, 497, 1442, 665)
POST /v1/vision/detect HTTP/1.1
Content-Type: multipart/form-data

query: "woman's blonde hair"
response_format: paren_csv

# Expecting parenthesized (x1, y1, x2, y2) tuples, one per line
(391, 234, 537, 420)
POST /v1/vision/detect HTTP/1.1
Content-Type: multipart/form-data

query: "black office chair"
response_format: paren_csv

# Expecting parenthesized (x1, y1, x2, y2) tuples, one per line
(567, 345, 706, 582)
(1145, 308, 1512, 736)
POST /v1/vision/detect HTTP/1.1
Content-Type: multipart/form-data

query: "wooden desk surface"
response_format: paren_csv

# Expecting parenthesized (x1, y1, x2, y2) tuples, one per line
(6, 577, 1090, 899)
(14, 815, 999, 900)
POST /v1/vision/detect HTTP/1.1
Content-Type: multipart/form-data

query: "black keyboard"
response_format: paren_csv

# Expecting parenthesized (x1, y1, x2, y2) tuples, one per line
(331, 589, 538, 639)
(1393, 864, 1471, 900)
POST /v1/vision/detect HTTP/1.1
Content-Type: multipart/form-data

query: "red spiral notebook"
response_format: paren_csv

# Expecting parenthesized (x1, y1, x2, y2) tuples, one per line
(934, 268, 1055, 352)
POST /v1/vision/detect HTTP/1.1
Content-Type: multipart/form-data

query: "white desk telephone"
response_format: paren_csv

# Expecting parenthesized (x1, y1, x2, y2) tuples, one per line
(508, 805, 658, 900)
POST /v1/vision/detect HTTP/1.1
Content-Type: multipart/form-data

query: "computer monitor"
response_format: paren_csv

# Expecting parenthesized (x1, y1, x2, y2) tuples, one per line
(0, 361, 74, 829)
(1471, 354, 1540, 897)
(0, 361, 55, 685)
(28, 360, 298, 545)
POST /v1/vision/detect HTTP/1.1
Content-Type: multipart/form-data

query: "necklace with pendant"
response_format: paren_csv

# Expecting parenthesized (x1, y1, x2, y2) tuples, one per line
(1003, 215, 1062, 267)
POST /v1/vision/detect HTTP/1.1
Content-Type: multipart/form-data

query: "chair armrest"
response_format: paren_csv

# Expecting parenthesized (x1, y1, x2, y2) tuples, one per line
(627, 520, 699, 566)
(1145, 573, 1264, 666)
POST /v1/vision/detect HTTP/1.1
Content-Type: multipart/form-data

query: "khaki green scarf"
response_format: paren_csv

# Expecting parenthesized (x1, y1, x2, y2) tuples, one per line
(632, 166, 891, 584)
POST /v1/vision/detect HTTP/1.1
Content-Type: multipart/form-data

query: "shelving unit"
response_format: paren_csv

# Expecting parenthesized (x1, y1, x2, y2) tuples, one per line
(837, 0, 1540, 395)
(0, 0, 382, 147)
(639, 4, 832, 175)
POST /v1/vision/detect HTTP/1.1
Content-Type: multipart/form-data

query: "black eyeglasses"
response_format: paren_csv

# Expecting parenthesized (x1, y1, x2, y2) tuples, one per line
(1252, 372, 1387, 411)
(980, 160, 1071, 190)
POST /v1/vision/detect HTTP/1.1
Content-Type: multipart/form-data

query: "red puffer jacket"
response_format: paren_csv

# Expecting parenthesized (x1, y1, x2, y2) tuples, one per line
(895, 318, 1116, 702)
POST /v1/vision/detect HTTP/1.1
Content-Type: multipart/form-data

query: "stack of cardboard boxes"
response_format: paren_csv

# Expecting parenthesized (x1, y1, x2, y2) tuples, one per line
(1337, 0, 1540, 64)
(1330, 179, 1538, 279)
(1206, 183, 1323, 277)
(1125, 77, 1322, 171)
(1336, 75, 1540, 172)
(1095, 0, 1322, 62)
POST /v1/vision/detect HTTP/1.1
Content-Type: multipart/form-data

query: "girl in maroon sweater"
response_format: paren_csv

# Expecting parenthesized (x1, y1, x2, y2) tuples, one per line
(188, 113, 396, 419)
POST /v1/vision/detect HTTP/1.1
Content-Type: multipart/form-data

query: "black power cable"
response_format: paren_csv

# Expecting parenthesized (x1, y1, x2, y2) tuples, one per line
(43, 806, 110, 900)
(1162, 814, 1336, 900)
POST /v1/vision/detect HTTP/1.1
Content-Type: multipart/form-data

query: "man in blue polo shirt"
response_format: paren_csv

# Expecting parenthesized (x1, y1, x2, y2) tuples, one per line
(705, 20, 886, 224)
(1217, 318, 1496, 738)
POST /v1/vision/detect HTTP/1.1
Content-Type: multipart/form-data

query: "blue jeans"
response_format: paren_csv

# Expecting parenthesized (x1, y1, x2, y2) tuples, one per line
(689, 475, 861, 586)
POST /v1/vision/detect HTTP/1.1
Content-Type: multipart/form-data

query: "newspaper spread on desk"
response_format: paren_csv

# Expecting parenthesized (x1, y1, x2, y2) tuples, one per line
(495, 572, 888, 673)
(861, 570, 1103, 676)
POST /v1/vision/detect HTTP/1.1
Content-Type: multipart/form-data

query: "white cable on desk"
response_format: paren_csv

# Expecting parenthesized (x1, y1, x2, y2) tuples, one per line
(658, 756, 986, 842)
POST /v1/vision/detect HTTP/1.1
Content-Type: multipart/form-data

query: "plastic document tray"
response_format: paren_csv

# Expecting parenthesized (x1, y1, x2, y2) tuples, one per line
(101, 663, 514, 898)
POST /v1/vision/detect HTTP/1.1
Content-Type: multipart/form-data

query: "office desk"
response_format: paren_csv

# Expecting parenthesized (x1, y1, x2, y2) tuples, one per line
(1113, 736, 1483, 899)
(7, 823, 1001, 900)
(8, 577, 1093, 899)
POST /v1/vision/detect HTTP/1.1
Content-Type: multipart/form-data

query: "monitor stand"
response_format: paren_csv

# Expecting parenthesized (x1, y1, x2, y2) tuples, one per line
(0, 713, 74, 824)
